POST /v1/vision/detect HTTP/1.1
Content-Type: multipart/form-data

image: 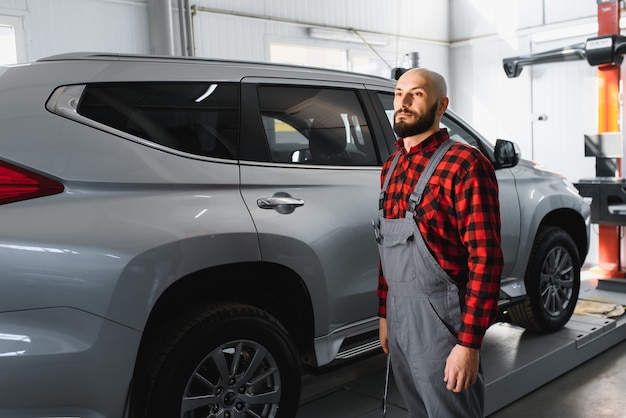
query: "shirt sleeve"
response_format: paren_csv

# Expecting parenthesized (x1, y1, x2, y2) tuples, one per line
(455, 155, 504, 349)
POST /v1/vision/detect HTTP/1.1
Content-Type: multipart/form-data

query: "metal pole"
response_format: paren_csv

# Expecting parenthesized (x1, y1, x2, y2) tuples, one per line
(147, 0, 175, 56)
(184, 0, 195, 56)
(596, 0, 623, 275)
(177, 0, 187, 56)
(381, 354, 391, 417)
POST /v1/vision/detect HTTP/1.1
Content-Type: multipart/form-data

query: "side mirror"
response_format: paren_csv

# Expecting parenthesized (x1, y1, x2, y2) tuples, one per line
(494, 139, 521, 169)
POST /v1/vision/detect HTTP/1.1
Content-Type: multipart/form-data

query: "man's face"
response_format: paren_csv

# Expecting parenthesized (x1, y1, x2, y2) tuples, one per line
(392, 71, 441, 138)
(393, 100, 438, 138)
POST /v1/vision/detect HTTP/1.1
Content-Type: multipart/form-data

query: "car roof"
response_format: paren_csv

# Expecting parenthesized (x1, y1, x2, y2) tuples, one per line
(35, 52, 397, 87)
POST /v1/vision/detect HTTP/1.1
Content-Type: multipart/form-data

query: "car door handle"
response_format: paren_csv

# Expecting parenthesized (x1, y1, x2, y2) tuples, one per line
(257, 193, 304, 214)
(257, 196, 304, 209)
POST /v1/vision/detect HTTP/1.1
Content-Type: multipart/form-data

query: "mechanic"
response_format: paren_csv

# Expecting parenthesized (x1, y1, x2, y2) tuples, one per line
(374, 67, 504, 417)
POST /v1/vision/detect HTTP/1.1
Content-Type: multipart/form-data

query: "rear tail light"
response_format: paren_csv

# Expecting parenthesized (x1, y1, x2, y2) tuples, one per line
(0, 161, 64, 205)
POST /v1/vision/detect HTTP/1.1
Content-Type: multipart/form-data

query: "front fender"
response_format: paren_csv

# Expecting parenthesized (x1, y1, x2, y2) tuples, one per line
(509, 164, 590, 282)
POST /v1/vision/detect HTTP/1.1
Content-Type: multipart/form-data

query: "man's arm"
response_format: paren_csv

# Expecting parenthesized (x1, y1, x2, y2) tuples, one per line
(379, 317, 388, 354)
(446, 153, 503, 391)
(456, 155, 503, 349)
(377, 261, 389, 353)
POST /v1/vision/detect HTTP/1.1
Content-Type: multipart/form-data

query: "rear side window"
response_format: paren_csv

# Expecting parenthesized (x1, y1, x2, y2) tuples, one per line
(258, 86, 378, 166)
(78, 83, 239, 159)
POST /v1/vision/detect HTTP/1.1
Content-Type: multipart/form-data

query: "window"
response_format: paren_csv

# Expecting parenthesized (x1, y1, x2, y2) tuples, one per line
(377, 92, 395, 128)
(376, 91, 398, 151)
(0, 15, 26, 65)
(78, 83, 239, 159)
(0, 25, 17, 65)
(270, 43, 390, 77)
(258, 86, 378, 166)
(270, 43, 347, 71)
(350, 53, 390, 78)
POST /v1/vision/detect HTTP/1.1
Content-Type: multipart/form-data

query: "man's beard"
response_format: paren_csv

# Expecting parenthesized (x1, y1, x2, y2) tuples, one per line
(393, 101, 438, 138)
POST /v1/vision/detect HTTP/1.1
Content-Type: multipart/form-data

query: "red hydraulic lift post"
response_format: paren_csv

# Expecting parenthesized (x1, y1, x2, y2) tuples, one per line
(597, 0, 623, 275)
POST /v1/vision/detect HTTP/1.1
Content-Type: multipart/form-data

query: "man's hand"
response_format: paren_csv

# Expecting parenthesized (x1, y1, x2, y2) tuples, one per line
(379, 317, 389, 354)
(444, 344, 479, 392)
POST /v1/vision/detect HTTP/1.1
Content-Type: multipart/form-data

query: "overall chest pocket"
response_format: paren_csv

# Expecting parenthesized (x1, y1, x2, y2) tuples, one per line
(377, 218, 419, 284)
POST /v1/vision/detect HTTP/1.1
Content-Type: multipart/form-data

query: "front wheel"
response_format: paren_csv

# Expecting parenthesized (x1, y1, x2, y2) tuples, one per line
(131, 303, 301, 418)
(509, 226, 581, 333)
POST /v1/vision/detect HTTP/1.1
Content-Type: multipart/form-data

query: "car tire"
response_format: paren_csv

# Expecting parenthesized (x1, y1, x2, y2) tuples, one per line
(131, 303, 301, 418)
(508, 226, 581, 333)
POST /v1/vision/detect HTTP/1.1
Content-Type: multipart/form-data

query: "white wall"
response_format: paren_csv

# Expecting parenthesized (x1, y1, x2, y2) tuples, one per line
(0, 0, 150, 61)
(0, 0, 451, 74)
(449, 0, 598, 160)
(190, 0, 451, 79)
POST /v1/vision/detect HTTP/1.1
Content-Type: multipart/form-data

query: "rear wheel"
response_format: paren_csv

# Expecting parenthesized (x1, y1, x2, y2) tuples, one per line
(131, 303, 301, 418)
(509, 226, 580, 333)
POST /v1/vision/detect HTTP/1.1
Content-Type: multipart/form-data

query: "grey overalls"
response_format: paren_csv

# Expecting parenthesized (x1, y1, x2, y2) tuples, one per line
(374, 139, 484, 418)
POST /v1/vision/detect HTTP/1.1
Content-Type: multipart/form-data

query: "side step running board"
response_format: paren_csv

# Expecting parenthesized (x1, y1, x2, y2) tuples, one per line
(336, 339, 382, 360)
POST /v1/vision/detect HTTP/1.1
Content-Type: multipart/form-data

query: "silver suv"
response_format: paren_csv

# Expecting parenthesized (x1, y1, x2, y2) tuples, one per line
(0, 53, 589, 418)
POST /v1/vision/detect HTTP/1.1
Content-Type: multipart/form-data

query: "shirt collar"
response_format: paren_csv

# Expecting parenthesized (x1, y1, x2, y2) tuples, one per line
(396, 128, 450, 155)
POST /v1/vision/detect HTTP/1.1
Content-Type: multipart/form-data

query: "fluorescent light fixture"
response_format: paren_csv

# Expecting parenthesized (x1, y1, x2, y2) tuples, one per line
(308, 27, 388, 46)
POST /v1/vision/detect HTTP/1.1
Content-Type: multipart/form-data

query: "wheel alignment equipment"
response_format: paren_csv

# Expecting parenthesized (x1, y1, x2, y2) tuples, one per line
(502, 1, 625, 275)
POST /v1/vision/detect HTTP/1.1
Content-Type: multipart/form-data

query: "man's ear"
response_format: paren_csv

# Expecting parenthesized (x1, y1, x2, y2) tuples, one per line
(438, 97, 449, 114)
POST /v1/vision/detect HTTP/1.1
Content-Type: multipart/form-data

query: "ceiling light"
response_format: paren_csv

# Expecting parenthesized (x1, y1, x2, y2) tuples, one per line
(308, 27, 388, 46)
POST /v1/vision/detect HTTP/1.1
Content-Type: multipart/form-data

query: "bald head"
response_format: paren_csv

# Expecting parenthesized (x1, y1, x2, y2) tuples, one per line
(398, 68, 447, 100)
(393, 68, 449, 146)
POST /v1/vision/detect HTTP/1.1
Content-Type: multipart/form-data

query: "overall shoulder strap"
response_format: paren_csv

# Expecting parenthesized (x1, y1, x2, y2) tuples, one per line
(405, 139, 454, 218)
(378, 150, 403, 216)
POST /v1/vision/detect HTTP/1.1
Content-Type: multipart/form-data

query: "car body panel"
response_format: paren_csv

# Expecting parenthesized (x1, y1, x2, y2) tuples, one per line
(0, 307, 138, 418)
(507, 160, 591, 272)
(240, 163, 381, 333)
(493, 168, 522, 278)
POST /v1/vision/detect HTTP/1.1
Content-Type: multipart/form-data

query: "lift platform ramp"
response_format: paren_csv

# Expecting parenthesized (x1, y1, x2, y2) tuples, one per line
(297, 275, 626, 418)
(483, 279, 626, 415)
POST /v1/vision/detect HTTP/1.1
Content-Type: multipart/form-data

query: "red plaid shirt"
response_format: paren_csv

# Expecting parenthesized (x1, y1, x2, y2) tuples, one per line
(377, 128, 503, 349)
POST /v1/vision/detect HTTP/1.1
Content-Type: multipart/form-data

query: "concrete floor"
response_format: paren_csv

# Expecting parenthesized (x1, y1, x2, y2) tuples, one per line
(297, 270, 626, 418)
